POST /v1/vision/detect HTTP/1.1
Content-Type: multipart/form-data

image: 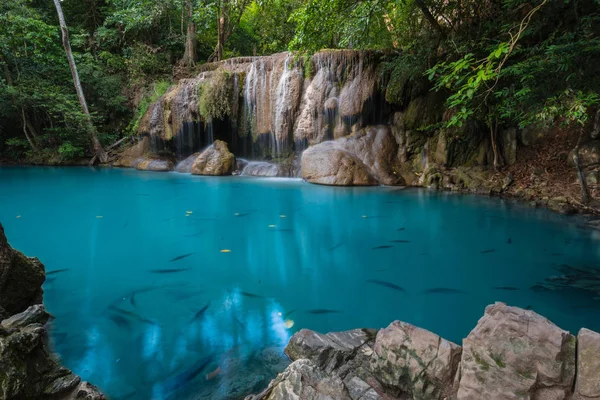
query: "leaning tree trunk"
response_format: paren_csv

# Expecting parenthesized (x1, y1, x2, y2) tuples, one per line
(216, 0, 226, 61)
(181, 0, 197, 67)
(52, 0, 107, 164)
(573, 127, 592, 204)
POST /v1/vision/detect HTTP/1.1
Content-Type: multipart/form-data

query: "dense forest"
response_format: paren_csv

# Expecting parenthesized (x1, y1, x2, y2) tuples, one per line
(1, 0, 599, 167)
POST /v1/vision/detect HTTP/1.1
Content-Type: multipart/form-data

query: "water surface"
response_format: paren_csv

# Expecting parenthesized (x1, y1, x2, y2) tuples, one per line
(1, 167, 599, 399)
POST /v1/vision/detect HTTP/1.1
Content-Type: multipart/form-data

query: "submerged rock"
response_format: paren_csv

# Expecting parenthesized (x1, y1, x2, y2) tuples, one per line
(191, 140, 236, 176)
(0, 223, 106, 399)
(135, 154, 175, 172)
(457, 302, 576, 400)
(249, 303, 594, 400)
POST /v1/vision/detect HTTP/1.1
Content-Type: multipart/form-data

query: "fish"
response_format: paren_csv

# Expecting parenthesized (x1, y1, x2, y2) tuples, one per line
(148, 268, 191, 274)
(389, 240, 410, 243)
(423, 288, 465, 294)
(328, 243, 343, 251)
(367, 279, 406, 292)
(507, 238, 512, 244)
(205, 367, 221, 380)
(190, 303, 210, 321)
(108, 306, 156, 325)
(162, 355, 215, 393)
(480, 249, 496, 254)
(240, 291, 263, 298)
(530, 284, 551, 292)
(169, 253, 195, 262)
(283, 309, 296, 318)
(45, 277, 57, 284)
(307, 309, 341, 314)
(493, 286, 520, 291)
(234, 212, 252, 217)
(108, 314, 131, 329)
(372, 245, 393, 250)
(47, 269, 70, 275)
(397, 228, 406, 231)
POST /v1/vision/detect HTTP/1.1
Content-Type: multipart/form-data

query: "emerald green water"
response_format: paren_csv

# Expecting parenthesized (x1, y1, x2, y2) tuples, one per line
(1, 166, 599, 399)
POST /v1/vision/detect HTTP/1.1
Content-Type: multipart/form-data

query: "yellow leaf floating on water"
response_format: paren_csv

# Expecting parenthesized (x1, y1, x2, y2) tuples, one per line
(15, 215, 21, 219)
(96, 216, 103, 219)
(280, 215, 286, 218)
(234, 212, 240, 216)
(185, 214, 190, 217)
(268, 225, 276, 228)
(186, 211, 193, 214)
(362, 215, 368, 219)
(220, 249, 232, 253)
(284, 319, 295, 329)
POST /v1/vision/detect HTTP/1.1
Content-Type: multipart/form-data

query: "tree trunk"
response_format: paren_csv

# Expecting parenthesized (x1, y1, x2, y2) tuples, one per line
(53, 0, 107, 164)
(21, 108, 38, 151)
(182, 0, 197, 67)
(573, 127, 591, 204)
(413, 0, 445, 38)
(216, 0, 225, 61)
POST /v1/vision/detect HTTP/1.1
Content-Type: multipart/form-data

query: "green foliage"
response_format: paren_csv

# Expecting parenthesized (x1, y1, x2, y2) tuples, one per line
(129, 80, 172, 134)
(58, 142, 84, 160)
(199, 69, 233, 120)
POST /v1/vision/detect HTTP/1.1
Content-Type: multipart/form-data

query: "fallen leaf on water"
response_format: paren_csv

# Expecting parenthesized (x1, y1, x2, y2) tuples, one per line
(16, 215, 21, 219)
(220, 249, 231, 253)
(362, 215, 368, 218)
(96, 216, 103, 219)
(186, 211, 193, 214)
(268, 225, 276, 228)
(284, 319, 295, 329)
(280, 215, 287, 218)
(234, 212, 240, 216)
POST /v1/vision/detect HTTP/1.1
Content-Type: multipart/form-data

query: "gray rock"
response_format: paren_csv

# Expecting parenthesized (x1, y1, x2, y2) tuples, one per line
(241, 161, 281, 177)
(457, 302, 576, 400)
(135, 154, 175, 172)
(574, 328, 600, 400)
(175, 152, 200, 173)
(371, 320, 462, 400)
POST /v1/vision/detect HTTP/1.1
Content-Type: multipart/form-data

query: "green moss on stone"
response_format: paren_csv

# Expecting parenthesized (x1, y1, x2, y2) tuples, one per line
(472, 351, 490, 371)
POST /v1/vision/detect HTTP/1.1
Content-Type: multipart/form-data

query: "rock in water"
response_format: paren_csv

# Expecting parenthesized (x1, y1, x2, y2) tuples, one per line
(0, 223, 106, 399)
(114, 136, 150, 168)
(574, 328, 600, 400)
(0, 223, 45, 320)
(191, 140, 236, 176)
(302, 143, 378, 186)
(372, 321, 462, 399)
(175, 152, 200, 173)
(457, 302, 576, 400)
(135, 154, 175, 172)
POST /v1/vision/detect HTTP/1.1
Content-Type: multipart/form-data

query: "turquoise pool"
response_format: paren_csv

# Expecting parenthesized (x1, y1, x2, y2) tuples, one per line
(1, 166, 599, 399)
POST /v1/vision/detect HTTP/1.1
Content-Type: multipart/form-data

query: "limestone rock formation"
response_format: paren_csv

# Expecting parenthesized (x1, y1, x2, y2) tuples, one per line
(135, 154, 175, 172)
(0, 223, 105, 399)
(175, 152, 200, 173)
(249, 303, 594, 400)
(574, 328, 600, 400)
(0, 224, 44, 320)
(241, 161, 282, 177)
(113, 136, 150, 168)
(457, 302, 576, 400)
(191, 140, 236, 176)
(301, 126, 400, 186)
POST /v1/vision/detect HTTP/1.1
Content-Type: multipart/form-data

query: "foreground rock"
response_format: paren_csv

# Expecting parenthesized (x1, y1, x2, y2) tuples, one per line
(248, 302, 595, 400)
(301, 126, 400, 186)
(175, 152, 200, 173)
(113, 136, 150, 168)
(0, 223, 105, 399)
(135, 154, 175, 172)
(191, 140, 236, 176)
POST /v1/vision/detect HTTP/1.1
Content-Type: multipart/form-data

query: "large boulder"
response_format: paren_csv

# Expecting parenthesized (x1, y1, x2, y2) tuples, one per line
(372, 321, 462, 399)
(175, 153, 200, 173)
(191, 140, 235, 176)
(574, 328, 600, 400)
(0, 224, 44, 320)
(241, 162, 281, 177)
(135, 154, 175, 172)
(302, 144, 377, 186)
(114, 136, 150, 168)
(301, 126, 401, 186)
(457, 302, 576, 400)
(0, 305, 106, 400)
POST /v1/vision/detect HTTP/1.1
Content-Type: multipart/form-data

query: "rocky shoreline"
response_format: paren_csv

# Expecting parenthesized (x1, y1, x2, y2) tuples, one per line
(247, 302, 600, 400)
(0, 223, 105, 399)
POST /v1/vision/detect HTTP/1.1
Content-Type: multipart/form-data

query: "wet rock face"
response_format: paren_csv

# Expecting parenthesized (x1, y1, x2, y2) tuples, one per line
(574, 328, 600, 399)
(457, 302, 576, 400)
(301, 126, 401, 186)
(0, 223, 106, 400)
(249, 303, 594, 400)
(191, 140, 236, 176)
(0, 224, 44, 320)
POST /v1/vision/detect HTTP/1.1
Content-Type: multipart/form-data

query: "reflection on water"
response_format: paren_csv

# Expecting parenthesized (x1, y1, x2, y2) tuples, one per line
(1, 166, 599, 399)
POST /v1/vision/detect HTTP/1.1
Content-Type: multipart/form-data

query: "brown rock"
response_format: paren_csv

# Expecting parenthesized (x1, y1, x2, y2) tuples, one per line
(457, 302, 576, 400)
(114, 137, 150, 168)
(574, 328, 600, 400)
(372, 321, 462, 400)
(302, 143, 377, 186)
(191, 140, 235, 176)
(135, 155, 175, 172)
